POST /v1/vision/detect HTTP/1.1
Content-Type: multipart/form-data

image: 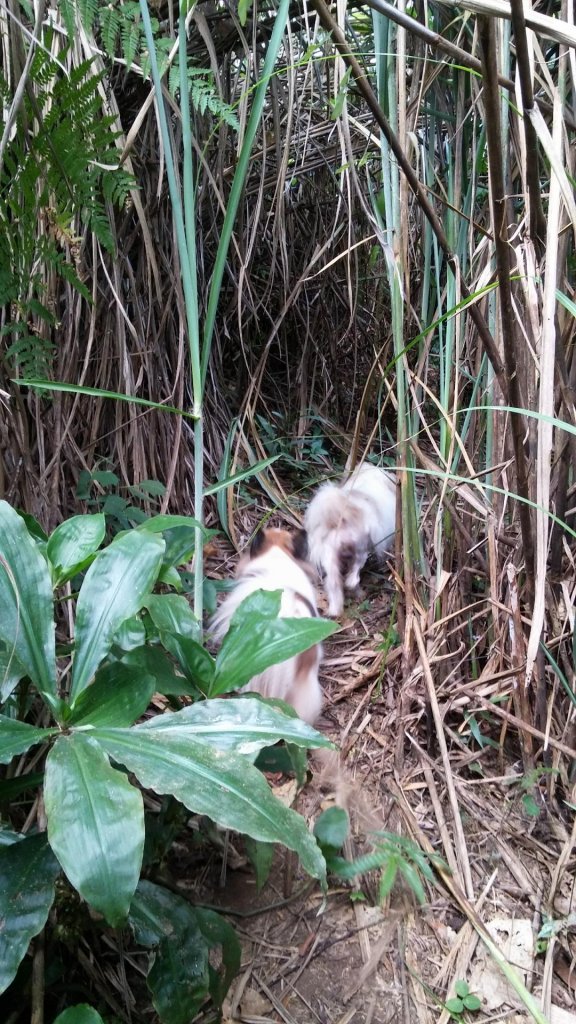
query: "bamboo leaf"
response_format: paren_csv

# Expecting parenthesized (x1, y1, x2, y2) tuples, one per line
(15, 379, 194, 418)
(44, 734, 144, 925)
(204, 453, 281, 496)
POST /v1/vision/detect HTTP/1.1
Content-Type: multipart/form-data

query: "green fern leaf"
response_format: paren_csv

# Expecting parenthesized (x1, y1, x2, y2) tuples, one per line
(58, 0, 77, 42)
(100, 5, 121, 58)
(76, 0, 100, 33)
(120, 9, 142, 69)
(4, 328, 56, 380)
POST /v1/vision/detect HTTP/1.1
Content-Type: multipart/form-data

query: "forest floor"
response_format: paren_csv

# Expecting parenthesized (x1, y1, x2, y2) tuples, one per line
(178, 547, 576, 1024)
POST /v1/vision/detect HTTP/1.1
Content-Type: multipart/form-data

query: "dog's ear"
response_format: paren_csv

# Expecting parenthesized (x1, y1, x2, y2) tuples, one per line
(292, 529, 309, 562)
(249, 530, 267, 557)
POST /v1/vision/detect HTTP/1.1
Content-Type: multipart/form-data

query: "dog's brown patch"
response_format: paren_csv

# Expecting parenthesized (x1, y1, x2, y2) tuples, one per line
(250, 527, 295, 558)
(295, 645, 319, 679)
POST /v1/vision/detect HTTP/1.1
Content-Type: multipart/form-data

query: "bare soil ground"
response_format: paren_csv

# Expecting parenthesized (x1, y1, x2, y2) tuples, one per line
(189, 546, 576, 1024)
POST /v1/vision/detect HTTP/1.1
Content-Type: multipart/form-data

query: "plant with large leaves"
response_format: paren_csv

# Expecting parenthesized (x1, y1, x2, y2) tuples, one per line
(0, 500, 337, 1021)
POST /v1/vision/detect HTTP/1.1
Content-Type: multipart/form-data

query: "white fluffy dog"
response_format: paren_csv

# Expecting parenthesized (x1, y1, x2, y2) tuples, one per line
(209, 528, 323, 723)
(304, 462, 396, 616)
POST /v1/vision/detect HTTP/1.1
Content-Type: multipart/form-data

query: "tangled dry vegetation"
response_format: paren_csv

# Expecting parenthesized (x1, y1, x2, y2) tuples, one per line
(2, 0, 576, 1019)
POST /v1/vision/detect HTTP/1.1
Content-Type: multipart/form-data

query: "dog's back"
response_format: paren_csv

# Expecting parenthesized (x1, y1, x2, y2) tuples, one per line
(305, 463, 396, 615)
(209, 528, 323, 723)
(341, 464, 396, 553)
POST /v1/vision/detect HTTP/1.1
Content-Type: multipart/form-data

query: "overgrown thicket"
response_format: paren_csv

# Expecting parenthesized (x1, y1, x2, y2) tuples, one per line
(2, 0, 575, 752)
(1, 0, 576, 1019)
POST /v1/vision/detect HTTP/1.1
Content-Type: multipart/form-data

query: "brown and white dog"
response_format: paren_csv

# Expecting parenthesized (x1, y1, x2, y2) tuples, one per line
(209, 528, 323, 723)
(304, 462, 396, 617)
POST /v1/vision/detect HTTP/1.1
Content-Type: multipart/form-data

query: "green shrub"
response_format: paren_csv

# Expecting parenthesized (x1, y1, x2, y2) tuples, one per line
(0, 501, 337, 1020)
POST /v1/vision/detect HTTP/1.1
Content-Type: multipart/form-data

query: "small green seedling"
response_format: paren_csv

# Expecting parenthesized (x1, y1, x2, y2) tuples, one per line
(445, 979, 482, 1019)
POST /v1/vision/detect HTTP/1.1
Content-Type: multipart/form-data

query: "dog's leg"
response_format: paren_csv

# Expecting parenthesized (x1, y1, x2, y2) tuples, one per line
(291, 648, 323, 723)
(320, 547, 344, 616)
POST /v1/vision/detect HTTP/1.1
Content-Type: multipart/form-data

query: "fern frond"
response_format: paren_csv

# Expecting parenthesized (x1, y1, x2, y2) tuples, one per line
(141, 35, 172, 82)
(102, 169, 136, 208)
(120, 6, 143, 69)
(4, 327, 56, 380)
(57, 0, 77, 43)
(100, 5, 121, 58)
(76, 0, 100, 34)
(168, 63, 240, 131)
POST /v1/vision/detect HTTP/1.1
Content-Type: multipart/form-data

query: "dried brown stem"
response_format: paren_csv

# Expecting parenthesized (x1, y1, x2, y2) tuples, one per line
(508, 0, 547, 249)
(477, 15, 535, 599)
(310, 0, 510, 399)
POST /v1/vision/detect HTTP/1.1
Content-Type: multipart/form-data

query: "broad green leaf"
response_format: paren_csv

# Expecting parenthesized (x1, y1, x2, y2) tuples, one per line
(255, 742, 301, 774)
(157, 565, 182, 589)
(159, 633, 214, 691)
(0, 500, 56, 693)
(71, 531, 165, 699)
(237, 0, 252, 26)
(0, 771, 44, 801)
(94, 726, 326, 881)
(68, 662, 156, 727)
(213, 610, 338, 694)
(0, 828, 25, 846)
(160, 525, 201, 570)
(455, 980, 469, 998)
(445, 997, 465, 1014)
(138, 697, 333, 755)
(16, 510, 48, 542)
(194, 906, 241, 1007)
(0, 833, 60, 995)
(130, 881, 240, 1023)
(227, 588, 282, 623)
(130, 479, 166, 497)
(53, 1007, 105, 1024)
(145, 594, 199, 638)
(120, 646, 192, 696)
(114, 614, 147, 651)
(46, 514, 106, 586)
(244, 835, 274, 891)
(44, 734, 144, 925)
(0, 715, 56, 763)
(0, 641, 27, 701)
(136, 514, 204, 534)
(314, 807, 350, 853)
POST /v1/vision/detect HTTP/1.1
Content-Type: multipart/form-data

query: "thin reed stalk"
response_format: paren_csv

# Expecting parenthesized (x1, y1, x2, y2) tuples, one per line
(477, 14, 535, 598)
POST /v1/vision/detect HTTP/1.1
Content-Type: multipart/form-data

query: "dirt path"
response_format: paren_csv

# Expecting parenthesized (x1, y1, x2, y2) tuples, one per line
(194, 549, 576, 1023)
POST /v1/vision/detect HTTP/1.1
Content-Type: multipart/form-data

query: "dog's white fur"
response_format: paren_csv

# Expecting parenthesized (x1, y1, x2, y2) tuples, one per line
(305, 463, 396, 616)
(209, 528, 323, 724)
